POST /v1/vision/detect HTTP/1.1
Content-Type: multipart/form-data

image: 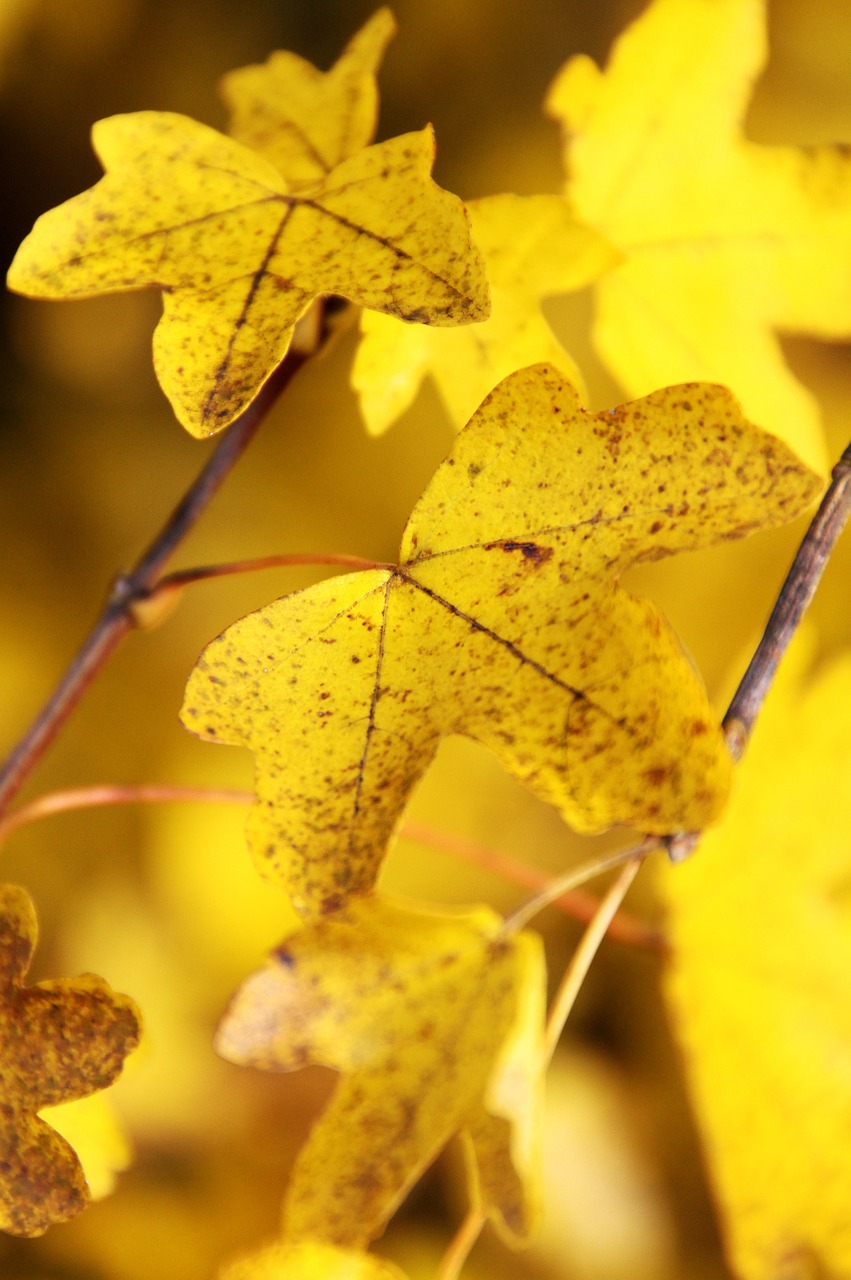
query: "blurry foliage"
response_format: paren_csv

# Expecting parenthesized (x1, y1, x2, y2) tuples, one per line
(0, 2, 850, 1279)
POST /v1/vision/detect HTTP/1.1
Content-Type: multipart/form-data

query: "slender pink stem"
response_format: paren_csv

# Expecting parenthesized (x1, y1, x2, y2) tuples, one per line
(401, 821, 663, 950)
(0, 783, 253, 844)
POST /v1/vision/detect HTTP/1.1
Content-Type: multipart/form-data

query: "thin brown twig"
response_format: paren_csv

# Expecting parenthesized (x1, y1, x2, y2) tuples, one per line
(665, 438, 851, 862)
(722, 440, 851, 761)
(0, 331, 328, 815)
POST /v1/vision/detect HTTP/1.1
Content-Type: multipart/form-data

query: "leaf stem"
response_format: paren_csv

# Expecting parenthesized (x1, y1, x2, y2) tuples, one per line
(722, 440, 851, 760)
(149, 550, 393, 594)
(403, 821, 663, 950)
(441, 857, 644, 1278)
(545, 855, 644, 1060)
(435, 1207, 488, 1280)
(0, 331, 327, 815)
(502, 837, 656, 934)
(0, 783, 253, 845)
(0, 782, 662, 950)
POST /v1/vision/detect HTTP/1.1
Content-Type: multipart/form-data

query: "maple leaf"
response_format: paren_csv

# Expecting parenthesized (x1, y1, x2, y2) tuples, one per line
(215, 896, 545, 1248)
(181, 364, 819, 917)
(38, 1092, 132, 1201)
(220, 1239, 408, 1280)
(660, 637, 851, 1279)
(0, 882, 140, 1237)
(547, 0, 851, 475)
(222, 8, 396, 186)
(352, 192, 618, 434)
(6, 27, 488, 438)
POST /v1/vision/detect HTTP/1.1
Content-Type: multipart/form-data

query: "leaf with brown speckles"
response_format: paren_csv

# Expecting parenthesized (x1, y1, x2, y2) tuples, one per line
(215, 896, 545, 1249)
(0, 883, 140, 1237)
(6, 14, 488, 438)
(181, 364, 820, 918)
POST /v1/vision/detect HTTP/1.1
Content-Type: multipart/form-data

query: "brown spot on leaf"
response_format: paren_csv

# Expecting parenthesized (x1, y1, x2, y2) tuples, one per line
(484, 539, 553, 565)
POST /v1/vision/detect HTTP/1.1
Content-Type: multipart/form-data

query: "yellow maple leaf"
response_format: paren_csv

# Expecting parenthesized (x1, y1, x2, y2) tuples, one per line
(6, 25, 487, 437)
(220, 1239, 408, 1280)
(0, 883, 140, 1236)
(37, 1092, 132, 1202)
(661, 637, 851, 1277)
(181, 364, 819, 917)
(352, 192, 618, 434)
(547, 0, 851, 475)
(215, 896, 545, 1248)
(222, 9, 396, 186)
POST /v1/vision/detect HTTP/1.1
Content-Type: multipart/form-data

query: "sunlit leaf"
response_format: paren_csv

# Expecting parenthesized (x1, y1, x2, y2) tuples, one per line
(0, 883, 140, 1236)
(352, 192, 618, 434)
(222, 9, 397, 185)
(548, 0, 851, 474)
(220, 1238, 408, 1280)
(182, 364, 819, 916)
(215, 896, 545, 1247)
(7, 31, 488, 436)
(38, 1092, 132, 1202)
(661, 637, 851, 1278)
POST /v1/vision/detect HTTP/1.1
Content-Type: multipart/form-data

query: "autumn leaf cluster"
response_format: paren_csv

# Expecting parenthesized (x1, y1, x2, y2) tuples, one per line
(2, 3, 850, 1279)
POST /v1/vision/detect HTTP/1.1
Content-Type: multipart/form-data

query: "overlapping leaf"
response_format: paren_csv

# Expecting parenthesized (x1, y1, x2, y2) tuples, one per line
(215, 896, 545, 1247)
(38, 1092, 133, 1202)
(661, 639, 851, 1278)
(220, 1239, 408, 1280)
(182, 364, 819, 917)
(222, 8, 396, 185)
(6, 16, 488, 437)
(353, 192, 618, 434)
(0, 883, 140, 1236)
(548, 0, 851, 474)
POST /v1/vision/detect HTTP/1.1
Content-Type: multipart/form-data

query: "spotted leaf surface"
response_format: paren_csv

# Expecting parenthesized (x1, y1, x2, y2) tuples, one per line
(181, 364, 819, 916)
(0, 884, 140, 1236)
(215, 897, 545, 1247)
(7, 20, 487, 437)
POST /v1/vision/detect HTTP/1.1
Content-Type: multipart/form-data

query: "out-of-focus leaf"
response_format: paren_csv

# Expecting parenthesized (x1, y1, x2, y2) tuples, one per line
(0, 883, 140, 1236)
(220, 1239, 408, 1280)
(352, 193, 618, 434)
(38, 1092, 132, 1202)
(661, 638, 851, 1277)
(215, 896, 546, 1247)
(548, 0, 851, 474)
(182, 365, 819, 917)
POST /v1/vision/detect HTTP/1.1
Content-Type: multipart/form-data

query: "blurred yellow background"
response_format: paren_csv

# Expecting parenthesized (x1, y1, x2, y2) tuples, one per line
(1, 2, 850, 1277)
